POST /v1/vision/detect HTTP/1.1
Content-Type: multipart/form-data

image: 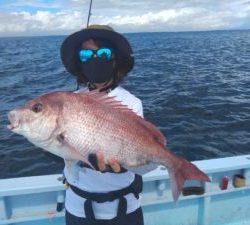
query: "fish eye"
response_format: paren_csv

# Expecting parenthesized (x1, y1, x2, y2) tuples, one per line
(31, 103, 43, 113)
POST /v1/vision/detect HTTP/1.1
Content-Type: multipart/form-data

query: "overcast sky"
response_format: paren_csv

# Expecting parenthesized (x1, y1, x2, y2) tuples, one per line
(0, 0, 250, 37)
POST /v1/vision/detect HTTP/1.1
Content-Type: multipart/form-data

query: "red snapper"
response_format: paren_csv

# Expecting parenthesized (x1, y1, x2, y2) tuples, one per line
(7, 91, 210, 201)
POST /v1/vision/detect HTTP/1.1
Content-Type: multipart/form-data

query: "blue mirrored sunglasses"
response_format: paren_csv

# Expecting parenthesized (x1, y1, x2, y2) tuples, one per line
(79, 48, 113, 62)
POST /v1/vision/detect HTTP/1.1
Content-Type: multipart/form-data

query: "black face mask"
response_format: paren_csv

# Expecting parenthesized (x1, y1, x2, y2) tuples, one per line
(81, 58, 115, 84)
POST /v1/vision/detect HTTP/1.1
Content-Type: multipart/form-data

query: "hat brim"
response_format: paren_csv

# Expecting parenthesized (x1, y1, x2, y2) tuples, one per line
(61, 28, 134, 81)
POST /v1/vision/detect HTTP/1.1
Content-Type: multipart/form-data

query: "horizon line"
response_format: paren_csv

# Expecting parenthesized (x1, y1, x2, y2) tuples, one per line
(0, 28, 249, 39)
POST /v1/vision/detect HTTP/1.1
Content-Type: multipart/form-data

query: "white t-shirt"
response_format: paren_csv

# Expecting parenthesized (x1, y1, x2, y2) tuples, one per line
(64, 86, 143, 220)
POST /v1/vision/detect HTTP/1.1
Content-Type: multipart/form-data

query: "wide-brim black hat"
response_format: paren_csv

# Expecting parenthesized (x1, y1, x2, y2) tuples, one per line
(61, 25, 134, 83)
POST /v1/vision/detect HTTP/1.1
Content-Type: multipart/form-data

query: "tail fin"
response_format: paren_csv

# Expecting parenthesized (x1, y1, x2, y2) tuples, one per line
(168, 157, 210, 201)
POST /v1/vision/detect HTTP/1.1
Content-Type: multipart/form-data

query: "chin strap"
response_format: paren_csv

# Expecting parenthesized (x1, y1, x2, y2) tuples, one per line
(87, 82, 97, 91)
(99, 81, 117, 93)
(87, 71, 118, 93)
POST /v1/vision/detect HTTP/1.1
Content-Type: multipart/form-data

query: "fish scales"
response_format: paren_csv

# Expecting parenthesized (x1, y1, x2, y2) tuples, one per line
(62, 93, 152, 165)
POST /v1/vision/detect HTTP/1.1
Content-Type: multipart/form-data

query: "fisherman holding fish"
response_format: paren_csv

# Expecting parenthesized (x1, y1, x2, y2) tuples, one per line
(60, 25, 145, 225)
(8, 25, 210, 225)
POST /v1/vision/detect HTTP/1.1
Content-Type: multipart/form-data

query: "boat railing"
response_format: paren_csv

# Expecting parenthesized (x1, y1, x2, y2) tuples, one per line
(1, 154, 250, 225)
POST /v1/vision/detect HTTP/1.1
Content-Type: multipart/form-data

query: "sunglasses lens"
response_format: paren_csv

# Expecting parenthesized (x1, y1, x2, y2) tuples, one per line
(96, 48, 112, 60)
(79, 49, 93, 62)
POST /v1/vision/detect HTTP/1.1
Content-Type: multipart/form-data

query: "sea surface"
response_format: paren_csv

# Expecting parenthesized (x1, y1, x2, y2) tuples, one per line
(0, 30, 250, 179)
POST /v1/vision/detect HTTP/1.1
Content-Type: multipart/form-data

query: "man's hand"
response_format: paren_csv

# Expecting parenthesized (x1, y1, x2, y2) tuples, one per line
(88, 153, 121, 173)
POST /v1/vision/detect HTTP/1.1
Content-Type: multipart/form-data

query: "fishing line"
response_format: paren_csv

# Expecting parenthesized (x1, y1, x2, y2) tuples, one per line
(86, 0, 93, 27)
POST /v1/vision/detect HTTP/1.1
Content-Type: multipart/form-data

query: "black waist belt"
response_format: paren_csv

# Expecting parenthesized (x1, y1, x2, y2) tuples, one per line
(66, 174, 143, 224)
(68, 173, 142, 202)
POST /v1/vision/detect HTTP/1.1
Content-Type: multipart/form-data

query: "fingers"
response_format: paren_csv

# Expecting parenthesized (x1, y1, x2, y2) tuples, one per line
(97, 153, 121, 173)
(89, 153, 121, 173)
(96, 153, 107, 171)
(107, 158, 121, 173)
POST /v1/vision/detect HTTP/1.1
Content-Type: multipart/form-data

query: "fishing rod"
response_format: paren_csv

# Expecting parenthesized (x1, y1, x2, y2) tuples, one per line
(86, 0, 93, 27)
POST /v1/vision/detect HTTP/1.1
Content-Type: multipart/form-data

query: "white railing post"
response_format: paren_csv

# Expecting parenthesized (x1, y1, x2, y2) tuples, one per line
(0, 196, 9, 221)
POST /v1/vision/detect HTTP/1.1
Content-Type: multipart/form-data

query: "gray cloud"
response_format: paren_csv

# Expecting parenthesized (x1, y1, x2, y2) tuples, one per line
(0, 0, 249, 36)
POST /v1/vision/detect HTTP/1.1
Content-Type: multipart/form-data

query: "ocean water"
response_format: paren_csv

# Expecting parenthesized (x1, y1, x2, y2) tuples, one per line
(0, 30, 250, 179)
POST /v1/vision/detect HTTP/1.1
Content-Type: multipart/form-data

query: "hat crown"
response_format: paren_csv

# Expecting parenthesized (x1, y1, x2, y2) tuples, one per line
(87, 24, 114, 32)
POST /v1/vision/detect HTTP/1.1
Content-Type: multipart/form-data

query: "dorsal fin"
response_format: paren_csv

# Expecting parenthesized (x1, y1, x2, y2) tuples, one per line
(81, 90, 133, 113)
(77, 90, 167, 147)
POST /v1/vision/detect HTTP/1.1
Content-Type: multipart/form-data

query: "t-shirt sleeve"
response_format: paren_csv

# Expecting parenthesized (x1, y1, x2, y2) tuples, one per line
(131, 99, 144, 118)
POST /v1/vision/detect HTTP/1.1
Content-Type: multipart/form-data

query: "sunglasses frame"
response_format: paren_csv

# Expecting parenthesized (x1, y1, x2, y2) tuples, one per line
(79, 47, 113, 62)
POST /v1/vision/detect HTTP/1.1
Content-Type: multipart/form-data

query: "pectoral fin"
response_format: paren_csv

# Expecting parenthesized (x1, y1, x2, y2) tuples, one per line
(57, 132, 96, 170)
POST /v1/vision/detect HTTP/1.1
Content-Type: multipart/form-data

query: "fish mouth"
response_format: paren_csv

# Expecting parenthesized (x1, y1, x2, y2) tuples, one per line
(7, 123, 19, 130)
(7, 111, 20, 131)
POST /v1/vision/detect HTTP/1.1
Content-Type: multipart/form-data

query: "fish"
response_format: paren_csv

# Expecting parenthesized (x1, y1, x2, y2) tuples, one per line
(7, 91, 210, 201)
